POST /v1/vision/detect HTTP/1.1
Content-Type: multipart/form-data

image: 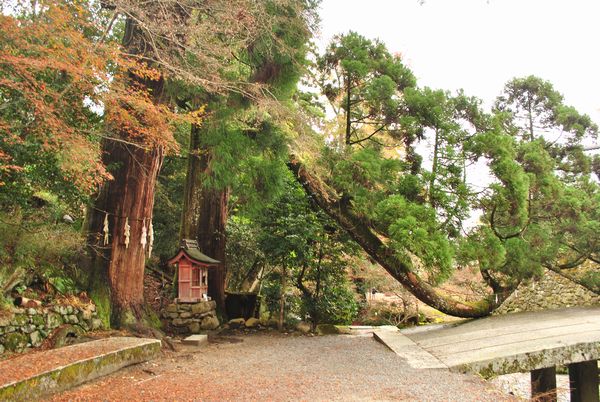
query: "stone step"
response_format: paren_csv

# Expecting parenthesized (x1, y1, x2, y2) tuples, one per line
(182, 334, 208, 346)
(0, 337, 161, 401)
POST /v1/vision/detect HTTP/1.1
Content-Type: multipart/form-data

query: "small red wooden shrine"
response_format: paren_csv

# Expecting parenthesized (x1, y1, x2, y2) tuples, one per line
(168, 239, 220, 303)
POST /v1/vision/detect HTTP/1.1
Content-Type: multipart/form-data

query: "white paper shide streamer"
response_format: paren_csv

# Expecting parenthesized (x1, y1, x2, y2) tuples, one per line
(148, 220, 154, 258)
(124, 217, 130, 249)
(140, 218, 147, 249)
(102, 213, 109, 245)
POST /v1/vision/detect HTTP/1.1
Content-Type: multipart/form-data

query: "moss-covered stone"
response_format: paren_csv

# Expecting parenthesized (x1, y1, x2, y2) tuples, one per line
(46, 312, 63, 329)
(316, 324, 340, 335)
(0, 338, 161, 401)
(188, 322, 200, 333)
(191, 301, 215, 315)
(494, 268, 600, 315)
(4, 332, 28, 352)
(29, 331, 43, 347)
(88, 287, 110, 329)
(65, 315, 79, 324)
(81, 308, 93, 321)
(52, 305, 68, 315)
(200, 315, 219, 330)
(11, 315, 29, 327)
(172, 318, 186, 327)
(31, 315, 45, 327)
(78, 320, 90, 331)
(0, 315, 12, 327)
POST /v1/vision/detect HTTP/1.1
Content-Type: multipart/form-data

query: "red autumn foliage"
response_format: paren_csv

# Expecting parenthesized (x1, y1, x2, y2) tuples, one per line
(0, 1, 180, 195)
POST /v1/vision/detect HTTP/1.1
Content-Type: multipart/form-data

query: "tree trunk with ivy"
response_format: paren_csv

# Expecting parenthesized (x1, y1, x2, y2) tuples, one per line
(180, 123, 229, 312)
(85, 18, 166, 328)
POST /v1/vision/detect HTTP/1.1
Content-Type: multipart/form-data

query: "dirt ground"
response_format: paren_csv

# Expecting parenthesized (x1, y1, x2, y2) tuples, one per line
(50, 332, 515, 402)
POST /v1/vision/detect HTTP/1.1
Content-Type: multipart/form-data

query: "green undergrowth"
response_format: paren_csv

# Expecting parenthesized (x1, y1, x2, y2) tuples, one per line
(0, 203, 86, 312)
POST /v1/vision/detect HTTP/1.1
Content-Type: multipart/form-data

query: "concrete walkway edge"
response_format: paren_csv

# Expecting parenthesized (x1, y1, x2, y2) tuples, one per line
(373, 329, 448, 369)
(0, 337, 161, 401)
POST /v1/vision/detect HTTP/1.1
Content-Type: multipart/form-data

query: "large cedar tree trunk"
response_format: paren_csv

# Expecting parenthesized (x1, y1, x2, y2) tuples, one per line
(87, 144, 163, 327)
(288, 156, 516, 318)
(180, 123, 229, 312)
(86, 18, 165, 328)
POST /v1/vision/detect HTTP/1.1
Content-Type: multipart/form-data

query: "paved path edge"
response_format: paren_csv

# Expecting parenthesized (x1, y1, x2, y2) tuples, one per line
(452, 341, 600, 378)
(373, 329, 448, 369)
(0, 337, 161, 401)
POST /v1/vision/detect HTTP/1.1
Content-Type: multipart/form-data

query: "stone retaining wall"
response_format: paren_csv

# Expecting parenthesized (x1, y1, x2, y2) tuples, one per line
(0, 304, 101, 354)
(162, 300, 219, 334)
(495, 269, 600, 314)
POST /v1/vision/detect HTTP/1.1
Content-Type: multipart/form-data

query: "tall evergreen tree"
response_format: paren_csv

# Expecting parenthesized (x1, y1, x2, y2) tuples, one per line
(84, 0, 310, 327)
(179, 1, 317, 312)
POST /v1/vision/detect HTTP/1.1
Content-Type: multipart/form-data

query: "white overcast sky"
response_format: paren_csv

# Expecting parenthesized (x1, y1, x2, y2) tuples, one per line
(317, 0, 600, 123)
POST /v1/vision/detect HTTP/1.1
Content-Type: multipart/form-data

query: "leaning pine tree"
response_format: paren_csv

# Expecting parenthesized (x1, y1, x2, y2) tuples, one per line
(291, 33, 600, 317)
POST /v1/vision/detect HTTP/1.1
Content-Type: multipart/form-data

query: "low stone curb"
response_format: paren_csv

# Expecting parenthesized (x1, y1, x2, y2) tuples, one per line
(453, 340, 600, 378)
(0, 337, 161, 401)
(373, 328, 448, 369)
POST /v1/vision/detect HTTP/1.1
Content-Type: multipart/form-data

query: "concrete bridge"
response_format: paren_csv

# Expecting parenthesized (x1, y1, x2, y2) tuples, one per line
(374, 306, 600, 402)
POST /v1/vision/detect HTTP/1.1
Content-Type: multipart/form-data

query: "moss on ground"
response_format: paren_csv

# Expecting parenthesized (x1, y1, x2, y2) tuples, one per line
(88, 288, 110, 329)
(4, 332, 28, 352)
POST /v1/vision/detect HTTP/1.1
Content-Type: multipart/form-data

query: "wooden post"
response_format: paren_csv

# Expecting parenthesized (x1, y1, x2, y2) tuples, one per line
(568, 360, 599, 402)
(531, 366, 557, 402)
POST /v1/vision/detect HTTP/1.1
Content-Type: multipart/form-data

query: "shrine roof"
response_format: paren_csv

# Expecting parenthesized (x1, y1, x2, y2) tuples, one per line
(168, 239, 220, 265)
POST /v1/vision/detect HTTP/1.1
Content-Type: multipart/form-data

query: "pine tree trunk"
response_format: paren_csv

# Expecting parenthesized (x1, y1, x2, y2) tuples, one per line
(288, 156, 515, 318)
(180, 123, 229, 312)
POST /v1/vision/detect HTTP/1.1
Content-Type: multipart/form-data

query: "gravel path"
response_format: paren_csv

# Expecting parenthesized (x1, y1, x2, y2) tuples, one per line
(51, 333, 516, 401)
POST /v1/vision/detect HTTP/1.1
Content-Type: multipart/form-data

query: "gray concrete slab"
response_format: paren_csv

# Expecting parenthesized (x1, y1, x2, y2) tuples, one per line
(182, 334, 208, 346)
(0, 337, 161, 401)
(400, 306, 600, 377)
(373, 328, 447, 369)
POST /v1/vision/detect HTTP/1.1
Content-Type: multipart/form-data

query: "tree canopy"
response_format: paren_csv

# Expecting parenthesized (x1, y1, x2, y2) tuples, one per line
(0, 1, 598, 331)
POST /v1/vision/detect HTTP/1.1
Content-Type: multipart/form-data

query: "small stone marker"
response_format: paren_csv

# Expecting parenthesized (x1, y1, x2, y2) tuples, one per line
(182, 334, 208, 346)
(228, 318, 246, 329)
(244, 317, 260, 328)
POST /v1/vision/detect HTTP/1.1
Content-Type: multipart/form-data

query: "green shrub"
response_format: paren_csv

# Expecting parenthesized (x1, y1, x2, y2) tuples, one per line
(0, 207, 83, 298)
(311, 283, 358, 325)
